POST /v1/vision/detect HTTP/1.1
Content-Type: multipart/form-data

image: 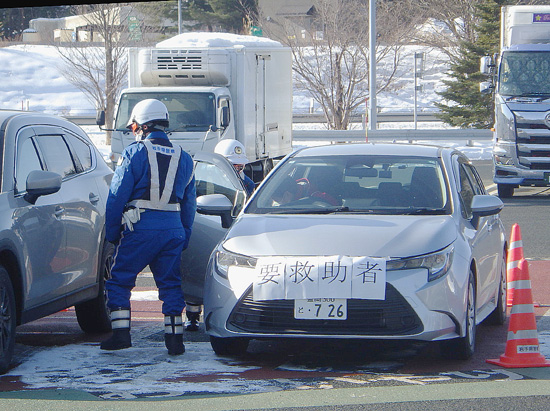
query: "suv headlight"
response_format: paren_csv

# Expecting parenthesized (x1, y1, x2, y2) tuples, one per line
(214, 247, 257, 279)
(386, 245, 454, 282)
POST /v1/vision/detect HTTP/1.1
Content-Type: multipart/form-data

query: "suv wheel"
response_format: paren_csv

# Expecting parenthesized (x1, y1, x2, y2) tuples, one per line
(0, 266, 16, 374)
(75, 241, 114, 333)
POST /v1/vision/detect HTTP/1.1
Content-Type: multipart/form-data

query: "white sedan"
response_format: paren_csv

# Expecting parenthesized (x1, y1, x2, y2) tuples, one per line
(199, 143, 507, 360)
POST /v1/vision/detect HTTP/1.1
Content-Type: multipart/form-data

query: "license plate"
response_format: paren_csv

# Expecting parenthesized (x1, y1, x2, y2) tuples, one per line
(294, 298, 347, 320)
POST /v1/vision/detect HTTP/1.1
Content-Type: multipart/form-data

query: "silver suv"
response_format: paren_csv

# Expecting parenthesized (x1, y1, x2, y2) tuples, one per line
(0, 110, 114, 373)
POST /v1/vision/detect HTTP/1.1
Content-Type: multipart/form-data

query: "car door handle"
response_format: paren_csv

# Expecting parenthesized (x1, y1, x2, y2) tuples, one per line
(89, 193, 100, 204)
(54, 206, 65, 217)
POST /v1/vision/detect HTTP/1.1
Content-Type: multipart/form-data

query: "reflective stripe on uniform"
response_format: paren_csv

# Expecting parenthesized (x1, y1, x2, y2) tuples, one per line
(164, 315, 184, 335)
(128, 140, 182, 212)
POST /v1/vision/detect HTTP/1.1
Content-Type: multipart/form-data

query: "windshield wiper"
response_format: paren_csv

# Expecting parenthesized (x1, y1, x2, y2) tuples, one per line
(506, 93, 550, 101)
(168, 124, 212, 132)
(401, 207, 447, 215)
(270, 206, 351, 215)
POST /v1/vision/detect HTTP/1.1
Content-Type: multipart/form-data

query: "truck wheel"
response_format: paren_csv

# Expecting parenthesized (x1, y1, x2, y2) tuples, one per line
(0, 265, 16, 374)
(75, 241, 114, 333)
(497, 184, 514, 198)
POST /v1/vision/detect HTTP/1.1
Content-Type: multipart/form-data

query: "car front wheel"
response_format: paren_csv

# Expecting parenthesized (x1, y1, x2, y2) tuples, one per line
(0, 265, 16, 374)
(486, 253, 507, 326)
(210, 335, 249, 356)
(440, 270, 476, 360)
(75, 241, 114, 333)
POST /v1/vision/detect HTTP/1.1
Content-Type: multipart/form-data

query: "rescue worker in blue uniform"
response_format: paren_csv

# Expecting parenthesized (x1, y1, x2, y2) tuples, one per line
(101, 99, 196, 355)
(182, 139, 254, 332)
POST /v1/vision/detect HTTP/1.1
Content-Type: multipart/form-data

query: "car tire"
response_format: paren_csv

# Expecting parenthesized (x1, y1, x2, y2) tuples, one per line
(440, 270, 476, 360)
(0, 265, 16, 374)
(210, 335, 249, 356)
(497, 184, 514, 198)
(486, 253, 507, 326)
(75, 241, 114, 333)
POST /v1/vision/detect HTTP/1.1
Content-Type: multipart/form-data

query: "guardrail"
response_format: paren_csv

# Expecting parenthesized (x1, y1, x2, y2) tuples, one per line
(292, 128, 493, 142)
(65, 114, 493, 142)
(293, 111, 440, 123)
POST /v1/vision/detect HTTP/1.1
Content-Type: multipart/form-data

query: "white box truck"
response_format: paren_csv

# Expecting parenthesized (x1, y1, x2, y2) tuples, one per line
(103, 33, 293, 181)
(480, 5, 550, 197)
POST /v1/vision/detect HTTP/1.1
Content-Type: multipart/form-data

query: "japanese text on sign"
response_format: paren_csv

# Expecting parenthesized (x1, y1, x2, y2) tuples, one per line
(252, 256, 386, 301)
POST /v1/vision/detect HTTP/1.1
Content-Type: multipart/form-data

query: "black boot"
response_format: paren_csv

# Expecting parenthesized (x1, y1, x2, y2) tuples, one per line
(100, 308, 131, 350)
(165, 314, 185, 355)
(185, 311, 200, 331)
(185, 304, 201, 331)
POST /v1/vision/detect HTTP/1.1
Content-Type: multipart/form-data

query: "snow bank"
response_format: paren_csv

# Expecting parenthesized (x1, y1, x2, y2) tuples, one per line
(156, 31, 283, 48)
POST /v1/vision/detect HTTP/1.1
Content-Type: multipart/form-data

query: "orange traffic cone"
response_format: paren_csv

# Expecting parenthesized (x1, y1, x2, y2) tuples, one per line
(506, 223, 524, 307)
(486, 258, 550, 368)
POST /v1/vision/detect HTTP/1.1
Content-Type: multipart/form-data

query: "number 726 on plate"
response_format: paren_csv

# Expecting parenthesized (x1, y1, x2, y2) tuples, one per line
(294, 298, 347, 320)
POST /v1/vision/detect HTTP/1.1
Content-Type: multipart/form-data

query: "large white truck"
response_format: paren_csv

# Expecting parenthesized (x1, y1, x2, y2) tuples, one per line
(480, 5, 550, 198)
(103, 33, 293, 181)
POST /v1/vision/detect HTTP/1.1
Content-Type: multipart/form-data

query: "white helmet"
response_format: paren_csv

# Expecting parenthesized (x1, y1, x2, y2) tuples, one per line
(214, 140, 249, 165)
(126, 99, 169, 128)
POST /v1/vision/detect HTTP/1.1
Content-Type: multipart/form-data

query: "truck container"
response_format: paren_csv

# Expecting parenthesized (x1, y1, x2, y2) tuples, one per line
(106, 33, 293, 181)
(480, 5, 550, 197)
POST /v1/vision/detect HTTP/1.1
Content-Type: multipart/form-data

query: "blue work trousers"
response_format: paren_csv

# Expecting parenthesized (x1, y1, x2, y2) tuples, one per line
(106, 228, 186, 315)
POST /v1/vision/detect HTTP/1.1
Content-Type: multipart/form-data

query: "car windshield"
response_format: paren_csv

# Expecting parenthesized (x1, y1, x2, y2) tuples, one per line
(114, 92, 216, 132)
(246, 154, 450, 215)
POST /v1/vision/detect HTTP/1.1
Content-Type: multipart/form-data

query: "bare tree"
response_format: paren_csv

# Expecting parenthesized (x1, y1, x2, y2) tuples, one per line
(260, 0, 422, 130)
(412, 0, 479, 63)
(54, 3, 165, 145)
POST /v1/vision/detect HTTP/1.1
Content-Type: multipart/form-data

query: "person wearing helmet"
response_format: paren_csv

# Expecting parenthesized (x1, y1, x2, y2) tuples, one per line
(215, 139, 255, 196)
(101, 99, 196, 355)
(181, 139, 254, 332)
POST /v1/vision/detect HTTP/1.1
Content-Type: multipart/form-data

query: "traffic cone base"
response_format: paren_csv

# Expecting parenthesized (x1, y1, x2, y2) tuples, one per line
(486, 258, 550, 368)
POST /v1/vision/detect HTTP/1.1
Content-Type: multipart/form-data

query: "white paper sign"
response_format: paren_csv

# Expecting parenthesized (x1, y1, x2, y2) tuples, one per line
(253, 257, 286, 300)
(252, 255, 386, 301)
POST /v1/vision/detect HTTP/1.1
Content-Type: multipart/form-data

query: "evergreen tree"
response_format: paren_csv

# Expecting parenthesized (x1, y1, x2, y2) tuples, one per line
(184, 0, 258, 33)
(435, 0, 506, 128)
(0, 6, 70, 40)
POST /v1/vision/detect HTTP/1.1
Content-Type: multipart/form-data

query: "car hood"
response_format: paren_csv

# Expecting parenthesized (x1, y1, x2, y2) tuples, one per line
(223, 214, 457, 258)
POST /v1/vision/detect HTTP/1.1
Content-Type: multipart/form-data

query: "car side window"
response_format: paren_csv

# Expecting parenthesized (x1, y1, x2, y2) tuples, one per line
(194, 160, 246, 215)
(15, 137, 43, 193)
(458, 163, 477, 219)
(34, 135, 77, 178)
(65, 132, 93, 171)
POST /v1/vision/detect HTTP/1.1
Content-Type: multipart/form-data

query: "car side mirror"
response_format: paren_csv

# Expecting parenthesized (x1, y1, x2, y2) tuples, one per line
(197, 193, 234, 229)
(24, 170, 62, 204)
(471, 194, 503, 229)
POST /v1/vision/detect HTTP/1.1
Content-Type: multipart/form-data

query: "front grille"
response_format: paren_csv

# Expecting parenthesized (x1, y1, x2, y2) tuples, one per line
(227, 284, 423, 336)
(515, 115, 550, 170)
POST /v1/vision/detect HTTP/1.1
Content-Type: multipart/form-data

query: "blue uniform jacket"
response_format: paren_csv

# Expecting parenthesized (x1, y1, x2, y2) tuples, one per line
(105, 131, 196, 247)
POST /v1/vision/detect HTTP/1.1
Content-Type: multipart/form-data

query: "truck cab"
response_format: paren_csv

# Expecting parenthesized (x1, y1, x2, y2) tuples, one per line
(480, 6, 550, 197)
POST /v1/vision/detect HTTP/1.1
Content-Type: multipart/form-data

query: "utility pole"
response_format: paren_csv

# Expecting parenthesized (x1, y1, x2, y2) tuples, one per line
(368, 0, 377, 131)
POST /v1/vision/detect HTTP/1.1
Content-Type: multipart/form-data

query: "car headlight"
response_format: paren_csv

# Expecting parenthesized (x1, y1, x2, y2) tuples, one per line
(214, 247, 257, 279)
(386, 245, 454, 282)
